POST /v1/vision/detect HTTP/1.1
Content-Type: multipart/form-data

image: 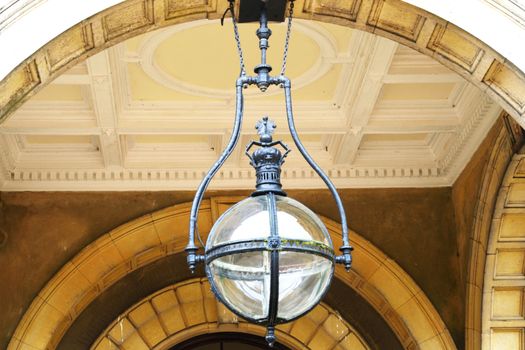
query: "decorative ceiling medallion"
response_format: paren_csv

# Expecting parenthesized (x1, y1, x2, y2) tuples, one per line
(129, 19, 337, 99)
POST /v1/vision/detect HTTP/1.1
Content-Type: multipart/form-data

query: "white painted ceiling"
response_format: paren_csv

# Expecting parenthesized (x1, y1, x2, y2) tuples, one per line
(0, 19, 501, 190)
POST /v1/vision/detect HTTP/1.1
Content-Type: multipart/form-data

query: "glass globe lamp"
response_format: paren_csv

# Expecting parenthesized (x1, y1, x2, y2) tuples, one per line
(205, 194, 334, 325)
(187, 116, 352, 346)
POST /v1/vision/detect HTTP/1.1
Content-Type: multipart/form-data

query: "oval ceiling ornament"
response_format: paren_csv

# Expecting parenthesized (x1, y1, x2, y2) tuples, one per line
(133, 19, 338, 99)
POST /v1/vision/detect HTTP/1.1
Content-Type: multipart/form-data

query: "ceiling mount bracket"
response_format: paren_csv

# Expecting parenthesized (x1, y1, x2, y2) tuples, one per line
(235, 0, 288, 23)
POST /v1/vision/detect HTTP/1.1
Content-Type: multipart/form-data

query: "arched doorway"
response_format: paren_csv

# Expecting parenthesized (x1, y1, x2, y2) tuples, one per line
(89, 279, 371, 350)
(8, 197, 454, 349)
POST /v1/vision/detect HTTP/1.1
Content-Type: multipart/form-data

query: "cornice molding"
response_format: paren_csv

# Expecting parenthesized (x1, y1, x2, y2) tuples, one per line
(2, 165, 450, 191)
(441, 92, 499, 176)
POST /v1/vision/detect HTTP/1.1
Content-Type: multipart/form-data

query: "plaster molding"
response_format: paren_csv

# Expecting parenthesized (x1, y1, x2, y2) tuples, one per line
(0, 90, 502, 190)
(135, 19, 337, 99)
(87, 50, 123, 168)
(0, 0, 524, 78)
(1, 165, 451, 191)
(0, 0, 524, 128)
(331, 29, 383, 110)
(401, 0, 525, 73)
(440, 93, 499, 177)
(0, 0, 512, 191)
(332, 37, 398, 164)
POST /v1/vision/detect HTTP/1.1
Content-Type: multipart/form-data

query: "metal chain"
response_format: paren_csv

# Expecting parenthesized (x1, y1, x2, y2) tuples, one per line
(280, 0, 295, 76)
(228, 0, 247, 76)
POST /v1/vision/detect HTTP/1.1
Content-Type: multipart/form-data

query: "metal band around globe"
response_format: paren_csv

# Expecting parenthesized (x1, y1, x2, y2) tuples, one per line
(205, 263, 336, 327)
(205, 240, 268, 264)
(205, 239, 335, 264)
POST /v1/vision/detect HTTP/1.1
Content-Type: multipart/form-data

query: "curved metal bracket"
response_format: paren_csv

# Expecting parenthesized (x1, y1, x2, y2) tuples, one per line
(186, 76, 249, 272)
(279, 76, 353, 270)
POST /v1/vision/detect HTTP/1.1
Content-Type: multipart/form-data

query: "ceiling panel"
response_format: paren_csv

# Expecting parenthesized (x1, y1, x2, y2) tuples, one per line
(0, 19, 502, 190)
(31, 84, 86, 101)
(378, 83, 456, 101)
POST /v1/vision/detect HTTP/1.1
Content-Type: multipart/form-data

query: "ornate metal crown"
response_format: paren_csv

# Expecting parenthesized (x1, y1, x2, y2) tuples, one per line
(246, 116, 290, 196)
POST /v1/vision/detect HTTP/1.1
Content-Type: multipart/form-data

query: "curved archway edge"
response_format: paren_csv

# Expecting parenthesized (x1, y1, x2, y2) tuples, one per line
(90, 278, 371, 350)
(481, 152, 525, 350)
(0, 0, 524, 128)
(8, 196, 455, 350)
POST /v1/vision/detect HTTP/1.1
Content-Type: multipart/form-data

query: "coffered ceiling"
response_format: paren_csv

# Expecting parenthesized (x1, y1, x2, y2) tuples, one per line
(0, 19, 502, 190)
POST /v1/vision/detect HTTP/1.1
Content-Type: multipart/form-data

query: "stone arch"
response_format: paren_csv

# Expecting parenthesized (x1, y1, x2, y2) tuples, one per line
(89, 278, 371, 350)
(460, 116, 522, 349)
(0, 0, 524, 128)
(8, 196, 455, 350)
(482, 151, 525, 349)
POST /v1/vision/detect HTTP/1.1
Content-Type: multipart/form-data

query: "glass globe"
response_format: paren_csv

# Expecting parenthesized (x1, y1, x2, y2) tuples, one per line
(205, 194, 334, 324)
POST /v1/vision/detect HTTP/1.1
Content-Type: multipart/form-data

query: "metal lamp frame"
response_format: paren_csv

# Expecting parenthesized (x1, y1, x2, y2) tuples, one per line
(185, 0, 353, 346)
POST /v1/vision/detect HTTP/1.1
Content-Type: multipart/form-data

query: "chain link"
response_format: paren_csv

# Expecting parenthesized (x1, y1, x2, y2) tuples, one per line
(228, 1, 247, 76)
(280, 0, 294, 76)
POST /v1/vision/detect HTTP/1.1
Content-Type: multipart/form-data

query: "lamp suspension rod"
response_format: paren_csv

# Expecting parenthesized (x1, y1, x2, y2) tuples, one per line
(259, 7, 269, 66)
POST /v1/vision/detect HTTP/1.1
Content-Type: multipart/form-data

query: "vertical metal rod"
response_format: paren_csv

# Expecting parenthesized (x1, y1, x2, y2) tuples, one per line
(186, 77, 247, 271)
(259, 5, 268, 65)
(266, 193, 279, 347)
(267, 192, 279, 323)
(281, 77, 352, 270)
(254, 3, 272, 92)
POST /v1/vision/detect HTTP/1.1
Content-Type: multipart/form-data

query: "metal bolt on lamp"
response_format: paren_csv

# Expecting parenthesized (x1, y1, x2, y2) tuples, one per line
(186, 0, 353, 346)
